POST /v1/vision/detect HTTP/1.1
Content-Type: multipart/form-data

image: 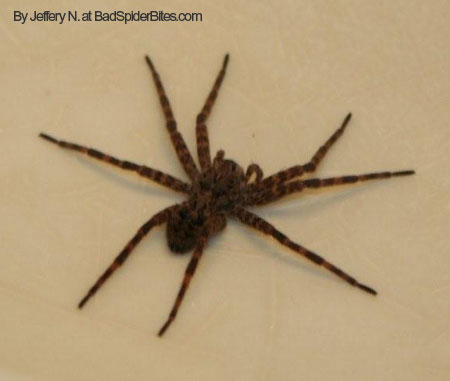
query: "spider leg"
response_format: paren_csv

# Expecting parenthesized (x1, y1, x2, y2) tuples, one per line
(39, 133, 190, 193)
(196, 54, 230, 172)
(145, 56, 200, 181)
(256, 113, 352, 189)
(234, 208, 376, 295)
(158, 230, 209, 336)
(249, 169, 415, 205)
(78, 206, 172, 309)
(246, 163, 263, 184)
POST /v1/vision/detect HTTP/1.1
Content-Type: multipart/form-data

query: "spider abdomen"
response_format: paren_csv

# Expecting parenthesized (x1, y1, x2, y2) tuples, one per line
(166, 203, 205, 254)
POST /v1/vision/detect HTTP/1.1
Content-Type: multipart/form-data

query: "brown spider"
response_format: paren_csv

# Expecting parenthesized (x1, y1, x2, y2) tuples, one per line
(39, 54, 414, 336)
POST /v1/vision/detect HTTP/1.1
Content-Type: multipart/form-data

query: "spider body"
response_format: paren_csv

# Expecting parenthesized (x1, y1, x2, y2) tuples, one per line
(39, 54, 414, 337)
(168, 152, 245, 253)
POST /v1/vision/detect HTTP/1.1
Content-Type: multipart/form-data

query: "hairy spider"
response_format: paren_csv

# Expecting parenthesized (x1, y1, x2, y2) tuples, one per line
(39, 54, 414, 336)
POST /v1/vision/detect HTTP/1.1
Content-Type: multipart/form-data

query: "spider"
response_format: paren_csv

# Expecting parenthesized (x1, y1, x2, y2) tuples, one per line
(39, 54, 414, 336)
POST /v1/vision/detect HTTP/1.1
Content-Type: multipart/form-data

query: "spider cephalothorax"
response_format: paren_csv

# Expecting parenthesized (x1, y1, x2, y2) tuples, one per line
(39, 54, 414, 336)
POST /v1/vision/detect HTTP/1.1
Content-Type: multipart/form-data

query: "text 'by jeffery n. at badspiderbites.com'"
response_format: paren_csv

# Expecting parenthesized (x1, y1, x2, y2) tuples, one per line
(13, 10, 203, 25)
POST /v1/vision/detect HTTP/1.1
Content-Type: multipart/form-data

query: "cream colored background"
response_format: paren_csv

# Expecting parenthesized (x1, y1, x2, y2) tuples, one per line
(1, 1, 449, 380)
